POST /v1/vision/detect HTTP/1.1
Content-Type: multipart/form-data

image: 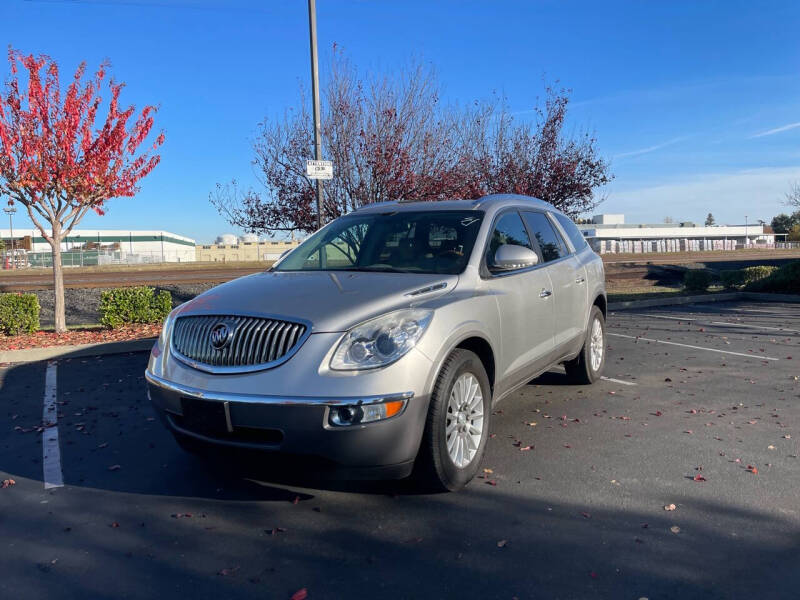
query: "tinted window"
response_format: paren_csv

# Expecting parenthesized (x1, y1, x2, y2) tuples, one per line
(553, 212, 588, 251)
(522, 212, 568, 262)
(275, 210, 484, 275)
(486, 212, 532, 269)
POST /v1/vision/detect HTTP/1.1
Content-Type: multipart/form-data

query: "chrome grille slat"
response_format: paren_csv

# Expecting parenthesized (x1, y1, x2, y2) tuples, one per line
(171, 315, 307, 371)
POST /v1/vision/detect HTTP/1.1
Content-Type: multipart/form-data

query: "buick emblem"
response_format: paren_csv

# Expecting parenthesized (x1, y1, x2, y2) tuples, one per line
(209, 322, 233, 350)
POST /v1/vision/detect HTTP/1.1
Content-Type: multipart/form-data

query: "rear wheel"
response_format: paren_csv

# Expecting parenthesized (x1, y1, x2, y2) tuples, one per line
(415, 349, 491, 492)
(564, 306, 606, 384)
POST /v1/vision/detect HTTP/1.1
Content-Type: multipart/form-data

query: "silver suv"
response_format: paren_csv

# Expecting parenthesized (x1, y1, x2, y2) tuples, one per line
(145, 194, 606, 490)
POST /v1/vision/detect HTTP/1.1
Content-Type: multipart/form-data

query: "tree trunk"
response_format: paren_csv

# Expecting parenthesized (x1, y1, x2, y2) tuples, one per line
(50, 227, 66, 334)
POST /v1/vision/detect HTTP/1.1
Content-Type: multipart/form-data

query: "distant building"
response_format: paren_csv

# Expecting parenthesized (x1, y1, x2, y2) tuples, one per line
(0, 228, 195, 266)
(196, 239, 303, 262)
(579, 215, 776, 253)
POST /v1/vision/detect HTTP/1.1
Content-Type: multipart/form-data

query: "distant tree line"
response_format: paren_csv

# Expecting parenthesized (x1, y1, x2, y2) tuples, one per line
(211, 51, 613, 236)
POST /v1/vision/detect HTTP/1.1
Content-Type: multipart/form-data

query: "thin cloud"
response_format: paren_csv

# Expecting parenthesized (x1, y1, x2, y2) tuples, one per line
(750, 121, 800, 138)
(613, 136, 688, 159)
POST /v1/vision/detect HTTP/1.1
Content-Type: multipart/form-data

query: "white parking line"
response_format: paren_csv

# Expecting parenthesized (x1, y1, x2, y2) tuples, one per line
(552, 365, 637, 386)
(42, 361, 63, 490)
(600, 376, 637, 386)
(632, 314, 799, 334)
(607, 333, 780, 361)
(709, 321, 800, 333)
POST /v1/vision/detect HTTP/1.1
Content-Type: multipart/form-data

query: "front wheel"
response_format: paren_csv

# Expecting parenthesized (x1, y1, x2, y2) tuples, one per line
(564, 306, 606, 384)
(415, 349, 491, 492)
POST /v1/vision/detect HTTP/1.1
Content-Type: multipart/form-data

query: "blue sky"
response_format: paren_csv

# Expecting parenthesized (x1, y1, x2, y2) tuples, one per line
(2, 0, 799, 242)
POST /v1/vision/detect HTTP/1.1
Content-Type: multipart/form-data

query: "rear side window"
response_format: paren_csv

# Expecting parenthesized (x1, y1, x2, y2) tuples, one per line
(553, 212, 588, 251)
(521, 211, 568, 262)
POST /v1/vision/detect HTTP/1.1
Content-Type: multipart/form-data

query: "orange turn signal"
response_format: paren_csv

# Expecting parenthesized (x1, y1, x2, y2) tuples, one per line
(383, 400, 405, 418)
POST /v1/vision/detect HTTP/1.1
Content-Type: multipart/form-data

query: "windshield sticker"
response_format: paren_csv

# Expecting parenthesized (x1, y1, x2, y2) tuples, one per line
(461, 216, 480, 227)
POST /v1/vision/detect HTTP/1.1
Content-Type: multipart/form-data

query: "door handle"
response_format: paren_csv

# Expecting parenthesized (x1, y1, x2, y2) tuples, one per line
(539, 289, 552, 298)
(575, 276, 585, 284)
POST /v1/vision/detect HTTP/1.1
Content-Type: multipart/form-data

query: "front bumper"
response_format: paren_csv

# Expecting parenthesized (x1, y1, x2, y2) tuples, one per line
(145, 370, 428, 476)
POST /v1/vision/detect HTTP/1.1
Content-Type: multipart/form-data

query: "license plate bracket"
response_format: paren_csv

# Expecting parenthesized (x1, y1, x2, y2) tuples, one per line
(180, 398, 231, 436)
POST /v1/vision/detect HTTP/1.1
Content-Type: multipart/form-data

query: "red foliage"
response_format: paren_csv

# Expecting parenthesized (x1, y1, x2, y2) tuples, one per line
(0, 48, 164, 332)
(211, 51, 611, 236)
(0, 49, 164, 223)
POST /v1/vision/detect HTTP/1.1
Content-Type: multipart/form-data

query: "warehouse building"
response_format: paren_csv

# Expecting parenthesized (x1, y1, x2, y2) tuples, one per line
(0, 229, 196, 266)
(578, 215, 777, 254)
(196, 238, 302, 262)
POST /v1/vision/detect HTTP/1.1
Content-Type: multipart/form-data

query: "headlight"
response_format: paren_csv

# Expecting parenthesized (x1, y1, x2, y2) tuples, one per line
(330, 309, 433, 370)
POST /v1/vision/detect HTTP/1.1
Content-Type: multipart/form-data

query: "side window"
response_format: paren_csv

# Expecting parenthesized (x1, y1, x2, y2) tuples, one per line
(553, 212, 588, 251)
(522, 211, 568, 263)
(486, 212, 532, 269)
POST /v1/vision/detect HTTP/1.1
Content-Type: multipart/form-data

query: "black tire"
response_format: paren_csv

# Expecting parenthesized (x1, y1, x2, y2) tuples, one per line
(415, 348, 492, 492)
(564, 305, 606, 384)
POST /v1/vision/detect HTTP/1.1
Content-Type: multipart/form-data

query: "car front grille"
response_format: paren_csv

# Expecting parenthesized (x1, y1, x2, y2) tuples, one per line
(171, 315, 308, 371)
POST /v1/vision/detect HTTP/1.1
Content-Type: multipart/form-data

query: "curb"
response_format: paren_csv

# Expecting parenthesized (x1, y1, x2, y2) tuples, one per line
(609, 291, 800, 311)
(0, 337, 156, 365)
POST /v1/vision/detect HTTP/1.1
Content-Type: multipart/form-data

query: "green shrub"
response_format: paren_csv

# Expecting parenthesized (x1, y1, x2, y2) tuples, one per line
(719, 266, 777, 290)
(99, 286, 172, 329)
(719, 270, 743, 290)
(0, 293, 40, 335)
(739, 265, 777, 286)
(683, 269, 712, 292)
(745, 261, 800, 294)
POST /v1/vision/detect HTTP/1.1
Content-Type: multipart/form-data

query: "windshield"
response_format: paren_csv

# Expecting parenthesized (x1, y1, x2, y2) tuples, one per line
(274, 210, 485, 274)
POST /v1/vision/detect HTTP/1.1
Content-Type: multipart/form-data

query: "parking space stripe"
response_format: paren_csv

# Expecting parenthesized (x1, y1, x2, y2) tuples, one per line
(42, 361, 63, 490)
(607, 332, 780, 361)
(627, 313, 799, 334)
(600, 376, 637, 386)
(709, 321, 800, 333)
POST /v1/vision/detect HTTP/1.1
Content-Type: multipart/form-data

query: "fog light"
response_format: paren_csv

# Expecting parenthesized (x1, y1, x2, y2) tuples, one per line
(328, 400, 406, 427)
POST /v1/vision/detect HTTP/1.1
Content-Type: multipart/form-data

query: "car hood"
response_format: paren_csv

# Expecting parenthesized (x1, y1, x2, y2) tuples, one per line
(175, 270, 458, 332)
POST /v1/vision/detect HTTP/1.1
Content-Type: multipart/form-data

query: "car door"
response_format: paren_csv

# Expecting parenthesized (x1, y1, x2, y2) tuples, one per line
(521, 211, 585, 353)
(482, 210, 555, 394)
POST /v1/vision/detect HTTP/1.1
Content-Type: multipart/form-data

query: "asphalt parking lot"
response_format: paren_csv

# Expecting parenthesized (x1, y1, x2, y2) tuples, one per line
(1, 300, 799, 600)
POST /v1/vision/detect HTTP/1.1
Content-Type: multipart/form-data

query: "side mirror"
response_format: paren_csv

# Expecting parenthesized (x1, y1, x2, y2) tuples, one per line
(491, 244, 539, 271)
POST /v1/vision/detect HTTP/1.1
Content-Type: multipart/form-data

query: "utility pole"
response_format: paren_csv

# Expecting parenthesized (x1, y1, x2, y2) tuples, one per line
(3, 206, 16, 269)
(308, 0, 323, 231)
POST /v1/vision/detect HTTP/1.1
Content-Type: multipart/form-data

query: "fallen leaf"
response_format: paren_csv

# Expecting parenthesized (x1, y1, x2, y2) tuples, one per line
(664, 503, 676, 511)
(768, 445, 776, 450)
(218, 566, 240, 577)
(670, 525, 681, 534)
(107, 464, 121, 471)
(581, 512, 591, 519)
(746, 465, 758, 475)
(693, 474, 707, 482)
(110, 522, 120, 528)
(496, 539, 507, 548)
(1, 479, 16, 488)
(290, 588, 308, 600)
(486, 479, 497, 486)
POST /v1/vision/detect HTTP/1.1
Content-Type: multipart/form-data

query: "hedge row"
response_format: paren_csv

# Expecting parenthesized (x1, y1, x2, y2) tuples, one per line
(99, 286, 172, 329)
(745, 261, 800, 294)
(0, 293, 40, 335)
(719, 266, 778, 290)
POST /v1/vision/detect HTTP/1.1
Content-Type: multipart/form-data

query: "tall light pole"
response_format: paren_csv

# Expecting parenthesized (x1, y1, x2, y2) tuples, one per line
(3, 206, 16, 269)
(308, 0, 323, 231)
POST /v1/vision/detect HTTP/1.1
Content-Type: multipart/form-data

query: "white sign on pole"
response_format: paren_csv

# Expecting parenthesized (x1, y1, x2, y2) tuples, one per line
(306, 159, 333, 180)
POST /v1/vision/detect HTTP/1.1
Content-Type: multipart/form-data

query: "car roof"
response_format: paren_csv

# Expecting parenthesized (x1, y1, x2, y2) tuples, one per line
(353, 194, 559, 215)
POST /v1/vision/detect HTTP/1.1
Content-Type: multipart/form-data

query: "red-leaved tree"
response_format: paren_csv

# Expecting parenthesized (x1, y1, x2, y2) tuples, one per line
(0, 49, 164, 332)
(211, 51, 611, 236)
